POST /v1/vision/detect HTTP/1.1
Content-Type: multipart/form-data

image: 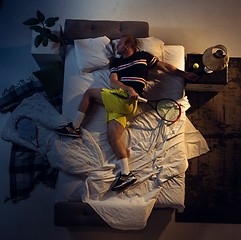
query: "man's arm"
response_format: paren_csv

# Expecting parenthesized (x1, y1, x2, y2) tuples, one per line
(154, 61, 199, 82)
(110, 73, 139, 99)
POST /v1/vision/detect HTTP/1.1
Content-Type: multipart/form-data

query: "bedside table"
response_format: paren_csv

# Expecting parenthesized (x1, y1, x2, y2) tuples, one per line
(185, 54, 228, 92)
(31, 25, 65, 68)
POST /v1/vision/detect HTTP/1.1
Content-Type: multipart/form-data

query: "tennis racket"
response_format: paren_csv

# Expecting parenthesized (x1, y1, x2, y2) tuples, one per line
(15, 117, 47, 160)
(138, 96, 181, 122)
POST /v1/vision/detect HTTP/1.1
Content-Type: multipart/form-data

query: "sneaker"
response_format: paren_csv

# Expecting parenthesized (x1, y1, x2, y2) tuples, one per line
(55, 122, 82, 137)
(112, 172, 137, 191)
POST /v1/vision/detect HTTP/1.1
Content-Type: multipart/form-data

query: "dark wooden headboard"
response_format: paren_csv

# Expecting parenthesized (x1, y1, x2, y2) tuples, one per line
(64, 19, 149, 44)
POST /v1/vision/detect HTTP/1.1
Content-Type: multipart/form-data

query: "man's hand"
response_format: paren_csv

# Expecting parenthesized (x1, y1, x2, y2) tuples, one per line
(110, 73, 139, 99)
(127, 87, 139, 100)
(155, 62, 199, 82)
(185, 72, 199, 82)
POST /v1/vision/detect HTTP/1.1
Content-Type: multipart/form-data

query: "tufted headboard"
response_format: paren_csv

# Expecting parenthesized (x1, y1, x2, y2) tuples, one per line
(64, 19, 149, 44)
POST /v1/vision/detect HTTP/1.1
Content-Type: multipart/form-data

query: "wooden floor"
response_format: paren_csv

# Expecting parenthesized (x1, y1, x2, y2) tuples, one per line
(176, 58, 241, 223)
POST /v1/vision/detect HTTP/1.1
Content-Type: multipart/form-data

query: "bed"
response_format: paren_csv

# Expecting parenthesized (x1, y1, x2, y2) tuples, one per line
(1, 20, 209, 230)
(51, 20, 209, 229)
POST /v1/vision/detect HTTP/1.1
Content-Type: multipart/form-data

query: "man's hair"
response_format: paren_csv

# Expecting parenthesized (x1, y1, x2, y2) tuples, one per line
(123, 35, 137, 50)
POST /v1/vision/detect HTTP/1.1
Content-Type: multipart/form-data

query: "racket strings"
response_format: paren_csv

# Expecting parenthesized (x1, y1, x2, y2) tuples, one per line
(156, 100, 181, 122)
(16, 117, 39, 147)
(15, 117, 47, 160)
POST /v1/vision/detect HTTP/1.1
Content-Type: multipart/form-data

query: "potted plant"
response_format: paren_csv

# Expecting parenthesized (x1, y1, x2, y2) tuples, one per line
(23, 10, 60, 48)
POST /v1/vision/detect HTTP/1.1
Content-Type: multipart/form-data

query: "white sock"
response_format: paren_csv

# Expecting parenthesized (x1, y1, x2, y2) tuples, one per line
(72, 111, 85, 129)
(119, 158, 130, 175)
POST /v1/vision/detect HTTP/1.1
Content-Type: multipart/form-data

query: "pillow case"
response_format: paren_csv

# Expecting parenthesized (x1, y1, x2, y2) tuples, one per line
(137, 37, 164, 60)
(111, 39, 122, 58)
(112, 37, 164, 60)
(74, 36, 113, 75)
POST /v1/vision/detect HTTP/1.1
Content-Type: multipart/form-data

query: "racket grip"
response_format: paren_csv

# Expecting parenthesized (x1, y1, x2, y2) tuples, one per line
(138, 96, 148, 103)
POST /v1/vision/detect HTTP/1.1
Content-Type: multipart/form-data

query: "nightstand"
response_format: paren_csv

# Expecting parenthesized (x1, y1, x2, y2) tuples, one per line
(185, 54, 228, 92)
(31, 25, 65, 68)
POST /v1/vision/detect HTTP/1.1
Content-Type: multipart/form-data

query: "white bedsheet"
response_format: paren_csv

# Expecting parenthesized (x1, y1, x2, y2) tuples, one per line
(47, 94, 190, 230)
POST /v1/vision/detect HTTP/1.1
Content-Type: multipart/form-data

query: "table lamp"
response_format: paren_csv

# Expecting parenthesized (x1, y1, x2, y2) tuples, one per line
(202, 44, 229, 73)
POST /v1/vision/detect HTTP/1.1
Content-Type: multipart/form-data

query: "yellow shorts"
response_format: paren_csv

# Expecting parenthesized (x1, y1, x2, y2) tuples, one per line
(101, 88, 138, 128)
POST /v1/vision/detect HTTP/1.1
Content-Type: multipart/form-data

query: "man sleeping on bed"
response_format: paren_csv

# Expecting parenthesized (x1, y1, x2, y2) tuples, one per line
(55, 35, 199, 191)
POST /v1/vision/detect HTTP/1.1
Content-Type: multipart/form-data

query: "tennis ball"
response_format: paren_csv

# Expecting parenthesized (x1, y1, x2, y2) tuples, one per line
(193, 63, 199, 69)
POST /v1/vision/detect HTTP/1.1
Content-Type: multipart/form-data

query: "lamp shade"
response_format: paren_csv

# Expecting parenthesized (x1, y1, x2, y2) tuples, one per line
(202, 44, 229, 72)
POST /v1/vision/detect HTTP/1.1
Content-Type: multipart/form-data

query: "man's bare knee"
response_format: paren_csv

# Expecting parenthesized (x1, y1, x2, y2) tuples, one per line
(80, 88, 103, 107)
(85, 88, 103, 105)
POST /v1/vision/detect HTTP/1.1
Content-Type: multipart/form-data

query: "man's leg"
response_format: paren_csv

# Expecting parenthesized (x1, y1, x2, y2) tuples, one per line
(72, 88, 104, 128)
(107, 119, 128, 161)
(107, 119, 137, 191)
(78, 88, 104, 114)
(55, 88, 103, 136)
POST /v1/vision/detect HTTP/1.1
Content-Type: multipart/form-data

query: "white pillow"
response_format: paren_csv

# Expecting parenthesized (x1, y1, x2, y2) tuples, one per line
(112, 39, 121, 58)
(112, 37, 164, 60)
(74, 36, 113, 75)
(137, 37, 164, 60)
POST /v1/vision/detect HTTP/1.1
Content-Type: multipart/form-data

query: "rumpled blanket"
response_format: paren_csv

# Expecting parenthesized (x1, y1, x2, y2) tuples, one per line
(46, 96, 191, 230)
(1, 93, 205, 230)
(5, 144, 58, 203)
(2, 93, 63, 203)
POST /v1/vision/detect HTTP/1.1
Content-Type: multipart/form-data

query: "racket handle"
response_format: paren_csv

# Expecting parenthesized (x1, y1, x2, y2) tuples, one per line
(138, 96, 148, 103)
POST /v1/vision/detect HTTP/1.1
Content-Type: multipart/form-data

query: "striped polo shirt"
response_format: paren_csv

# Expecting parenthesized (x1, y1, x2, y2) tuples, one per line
(110, 50, 158, 96)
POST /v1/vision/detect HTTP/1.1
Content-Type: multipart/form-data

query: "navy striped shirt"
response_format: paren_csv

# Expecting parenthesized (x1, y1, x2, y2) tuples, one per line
(110, 50, 158, 96)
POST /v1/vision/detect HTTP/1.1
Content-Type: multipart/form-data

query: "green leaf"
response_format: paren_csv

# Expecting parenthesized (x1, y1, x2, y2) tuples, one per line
(46, 29, 51, 34)
(23, 18, 40, 25)
(30, 26, 43, 33)
(39, 28, 51, 37)
(40, 28, 47, 37)
(47, 33, 59, 43)
(35, 35, 43, 48)
(42, 36, 48, 47)
(37, 10, 45, 22)
(45, 17, 59, 27)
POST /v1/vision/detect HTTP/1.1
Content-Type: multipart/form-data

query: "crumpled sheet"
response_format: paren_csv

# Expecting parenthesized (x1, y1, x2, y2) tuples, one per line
(1, 93, 209, 230)
(47, 96, 192, 230)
